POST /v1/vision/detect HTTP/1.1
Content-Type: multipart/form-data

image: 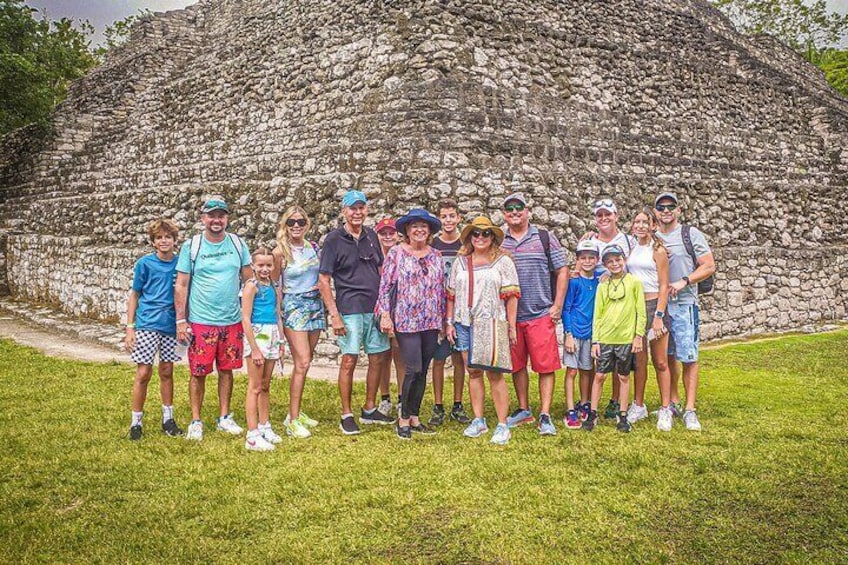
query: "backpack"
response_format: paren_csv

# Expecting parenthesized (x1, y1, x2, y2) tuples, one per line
(681, 225, 714, 296)
(189, 232, 245, 276)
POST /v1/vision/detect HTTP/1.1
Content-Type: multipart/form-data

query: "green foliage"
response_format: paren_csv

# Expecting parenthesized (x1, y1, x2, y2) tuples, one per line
(0, 0, 96, 135)
(713, 0, 848, 56)
(712, 1, 848, 96)
(0, 330, 847, 562)
(814, 48, 848, 96)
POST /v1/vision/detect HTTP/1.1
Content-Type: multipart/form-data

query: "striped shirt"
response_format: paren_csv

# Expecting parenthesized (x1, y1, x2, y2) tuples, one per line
(501, 225, 568, 322)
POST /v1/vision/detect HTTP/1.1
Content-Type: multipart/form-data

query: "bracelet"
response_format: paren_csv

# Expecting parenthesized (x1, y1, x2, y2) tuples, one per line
(176, 319, 187, 324)
(126, 323, 135, 329)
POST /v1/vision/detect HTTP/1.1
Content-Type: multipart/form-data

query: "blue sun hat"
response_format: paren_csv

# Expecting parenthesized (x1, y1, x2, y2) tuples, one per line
(395, 208, 441, 235)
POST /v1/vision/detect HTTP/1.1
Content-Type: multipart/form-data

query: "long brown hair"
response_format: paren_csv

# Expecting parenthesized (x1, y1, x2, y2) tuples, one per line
(633, 206, 666, 252)
(275, 206, 312, 264)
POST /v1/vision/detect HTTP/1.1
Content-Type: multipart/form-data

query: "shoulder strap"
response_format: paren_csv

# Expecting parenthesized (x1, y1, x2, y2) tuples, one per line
(228, 233, 244, 266)
(466, 255, 474, 310)
(189, 234, 202, 277)
(539, 229, 554, 269)
(624, 233, 632, 253)
(681, 225, 698, 265)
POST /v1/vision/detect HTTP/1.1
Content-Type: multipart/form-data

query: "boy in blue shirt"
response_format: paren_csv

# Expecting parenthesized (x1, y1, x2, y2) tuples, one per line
(125, 219, 183, 440)
(561, 240, 600, 429)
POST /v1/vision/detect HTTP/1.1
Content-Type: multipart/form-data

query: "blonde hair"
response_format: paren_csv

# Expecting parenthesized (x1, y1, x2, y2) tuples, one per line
(633, 207, 666, 252)
(275, 206, 312, 264)
(459, 232, 506, 262)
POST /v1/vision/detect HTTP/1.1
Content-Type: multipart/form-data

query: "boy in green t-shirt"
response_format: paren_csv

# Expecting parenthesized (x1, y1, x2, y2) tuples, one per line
(585, 244, 646, 432)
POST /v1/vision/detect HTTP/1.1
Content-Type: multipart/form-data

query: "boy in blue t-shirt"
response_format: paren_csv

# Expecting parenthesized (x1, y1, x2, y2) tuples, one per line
(125, 219, 183, 440)
(561, 240, 600, 429)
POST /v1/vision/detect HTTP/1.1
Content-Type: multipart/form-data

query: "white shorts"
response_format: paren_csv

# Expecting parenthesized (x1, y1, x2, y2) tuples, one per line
(131, 329, 181, 365)
(243, 324, 284, 360)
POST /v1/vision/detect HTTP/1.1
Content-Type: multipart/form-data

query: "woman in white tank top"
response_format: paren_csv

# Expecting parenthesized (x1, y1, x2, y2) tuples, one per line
(626, 207, 674, 431)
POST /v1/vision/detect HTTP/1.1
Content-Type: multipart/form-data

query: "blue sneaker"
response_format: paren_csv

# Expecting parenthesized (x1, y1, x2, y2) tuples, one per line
(491, 423, 511, 445)
(463, 418, 489, 438)
(537, 413, 557, 436)
(506, 408, 534, 428)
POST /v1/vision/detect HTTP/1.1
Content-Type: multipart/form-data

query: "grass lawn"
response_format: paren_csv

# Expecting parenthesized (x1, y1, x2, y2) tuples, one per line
(1, 331, 847, 564)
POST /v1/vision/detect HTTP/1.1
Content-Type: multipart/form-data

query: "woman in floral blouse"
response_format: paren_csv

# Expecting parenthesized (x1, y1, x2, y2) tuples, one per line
(445, 217, 520, 445)
(376, 209, 445, 440)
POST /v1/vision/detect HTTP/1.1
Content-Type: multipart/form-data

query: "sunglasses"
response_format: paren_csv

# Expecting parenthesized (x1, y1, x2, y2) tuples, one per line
(593, 198, 615, 210)
(504, 203, 525, 212)
(286, 218, 308, 227)
(418, 257, 429, 276)
(655, 204, 677, 212)
(471, 229, 494, 239)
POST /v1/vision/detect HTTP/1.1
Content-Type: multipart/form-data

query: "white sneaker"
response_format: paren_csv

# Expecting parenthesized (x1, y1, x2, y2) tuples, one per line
(285, 417, 312, 439)
(490, 423, 511, 445)
(683, 410, 702, 431)
(186, 420, 203, 441)
(657, 407, 673, 432)
(626, 403, 648, 424)
(259, 423, 283, 444)
(245, 431, 275, 451)
(284, 413, 319, 429)
(377, 399, 393, 416)
(216, 413, 244, 435)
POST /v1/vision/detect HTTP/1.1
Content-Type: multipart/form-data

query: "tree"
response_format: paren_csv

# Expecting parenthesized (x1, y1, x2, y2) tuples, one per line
(0, 0, 96, 135)
(712, 0, 848, 96)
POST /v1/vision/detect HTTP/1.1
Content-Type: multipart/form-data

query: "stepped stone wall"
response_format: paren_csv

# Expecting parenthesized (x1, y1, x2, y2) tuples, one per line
(1, 0, 847, 361)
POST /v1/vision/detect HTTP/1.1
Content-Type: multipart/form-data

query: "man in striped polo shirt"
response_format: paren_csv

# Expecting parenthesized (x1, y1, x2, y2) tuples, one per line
(500, 192, 570, 436)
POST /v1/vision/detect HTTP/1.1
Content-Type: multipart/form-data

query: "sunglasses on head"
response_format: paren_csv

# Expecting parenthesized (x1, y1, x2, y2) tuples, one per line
(655, 203, 677, 212)
(471, 229, 494, 239)
(286, 218, 307, 227)
(504, 203, 525, 212)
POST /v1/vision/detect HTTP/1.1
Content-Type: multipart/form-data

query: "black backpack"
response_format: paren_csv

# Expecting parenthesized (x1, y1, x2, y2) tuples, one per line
(681, 225, 714, 296)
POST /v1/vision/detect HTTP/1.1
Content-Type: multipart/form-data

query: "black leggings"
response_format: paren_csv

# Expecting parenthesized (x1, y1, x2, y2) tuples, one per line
(395, 330, 439, 419)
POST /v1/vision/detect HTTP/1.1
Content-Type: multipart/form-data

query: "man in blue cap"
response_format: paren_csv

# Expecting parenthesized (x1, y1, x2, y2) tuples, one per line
(174, 195, 252, 441)
(318, 190, 394, 434)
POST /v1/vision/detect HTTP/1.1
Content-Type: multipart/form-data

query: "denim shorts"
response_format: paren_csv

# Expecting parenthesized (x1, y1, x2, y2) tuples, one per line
(337, 313, 390, 356)
(453, 323, 471, 352)
(667, 302, 700, 363)
(433, 335, 461, 361)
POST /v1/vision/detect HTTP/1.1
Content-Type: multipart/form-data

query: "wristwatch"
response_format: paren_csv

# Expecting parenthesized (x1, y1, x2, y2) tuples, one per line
(446, 320, 454, 326)
(654, 311, 665, 319)
(682, 276, 691, 286)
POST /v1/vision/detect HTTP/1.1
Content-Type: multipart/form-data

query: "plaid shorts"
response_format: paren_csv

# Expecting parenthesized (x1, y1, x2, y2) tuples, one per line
(130, 329, 181, 365)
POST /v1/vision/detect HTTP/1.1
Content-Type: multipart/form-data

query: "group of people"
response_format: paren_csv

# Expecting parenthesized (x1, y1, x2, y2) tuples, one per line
(125, 188, 715, 449)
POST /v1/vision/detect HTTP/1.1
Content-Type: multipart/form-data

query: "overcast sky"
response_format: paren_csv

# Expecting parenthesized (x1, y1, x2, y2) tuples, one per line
(24, 0, 848, 48)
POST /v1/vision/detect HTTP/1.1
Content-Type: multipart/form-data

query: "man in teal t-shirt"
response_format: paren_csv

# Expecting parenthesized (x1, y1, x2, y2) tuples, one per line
(175, 196, 252, 441)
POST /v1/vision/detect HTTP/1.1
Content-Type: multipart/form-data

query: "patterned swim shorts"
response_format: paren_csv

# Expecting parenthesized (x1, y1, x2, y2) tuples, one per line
(282, 289, 326, 332)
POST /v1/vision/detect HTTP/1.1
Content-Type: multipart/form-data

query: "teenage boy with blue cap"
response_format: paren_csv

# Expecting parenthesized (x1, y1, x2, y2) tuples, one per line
(318, 190, 394, 434)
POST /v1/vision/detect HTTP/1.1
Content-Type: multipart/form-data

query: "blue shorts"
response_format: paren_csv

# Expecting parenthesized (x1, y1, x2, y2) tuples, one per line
(337, 313, 390, 356)
(667, 302, 700, 363)
(434, 334, 461, 361)
(453, 323, 471, 353)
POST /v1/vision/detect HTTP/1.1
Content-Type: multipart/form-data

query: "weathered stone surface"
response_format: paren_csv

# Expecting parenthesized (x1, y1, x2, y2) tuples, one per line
(1, 0, 847, 364)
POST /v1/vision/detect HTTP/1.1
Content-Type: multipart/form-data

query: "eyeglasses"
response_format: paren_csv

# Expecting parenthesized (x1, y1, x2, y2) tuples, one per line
(471, 229, 493, 239)
(655, 204, 677, 212)
(418, 257, 429, 276)
(286, 218, 308, 227)
(503, 203, 525, 212)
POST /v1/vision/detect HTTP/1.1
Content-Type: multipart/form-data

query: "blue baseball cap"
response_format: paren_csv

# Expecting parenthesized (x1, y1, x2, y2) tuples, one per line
(341, 190, 367, 207)
(201, 196, 229, 214)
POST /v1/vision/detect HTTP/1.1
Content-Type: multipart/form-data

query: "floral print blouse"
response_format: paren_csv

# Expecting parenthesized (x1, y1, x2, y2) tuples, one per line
(447, 254, 521, 326)
(375, 245, 446, 333)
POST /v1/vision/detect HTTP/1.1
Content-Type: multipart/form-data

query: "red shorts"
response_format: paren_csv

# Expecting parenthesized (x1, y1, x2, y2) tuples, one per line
(188, 322, 245, 376)
(510, 315, 562, 375)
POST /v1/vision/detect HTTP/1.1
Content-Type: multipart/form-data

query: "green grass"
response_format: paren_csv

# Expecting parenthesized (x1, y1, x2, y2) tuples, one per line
(1, 331, 847, 564)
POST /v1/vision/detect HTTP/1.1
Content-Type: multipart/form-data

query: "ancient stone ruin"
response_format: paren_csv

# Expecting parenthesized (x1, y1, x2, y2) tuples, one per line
(1, 0, 846, 360)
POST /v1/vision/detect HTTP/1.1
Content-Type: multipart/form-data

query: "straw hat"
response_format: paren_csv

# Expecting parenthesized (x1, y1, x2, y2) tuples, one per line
(459, 216, 504, 245)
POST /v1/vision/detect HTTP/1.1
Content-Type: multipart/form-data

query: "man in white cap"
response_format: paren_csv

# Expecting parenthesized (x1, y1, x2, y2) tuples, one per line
(654, 192, 715, 431)
(318, 189, 394, 435)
